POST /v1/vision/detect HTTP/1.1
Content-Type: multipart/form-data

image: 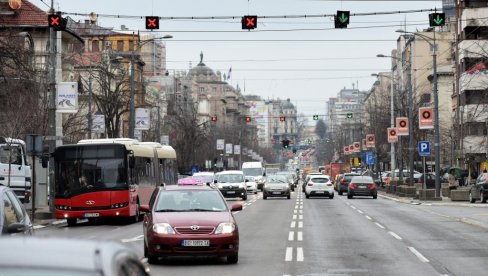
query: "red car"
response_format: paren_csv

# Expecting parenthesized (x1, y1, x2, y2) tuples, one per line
(141, 182, 242, 264)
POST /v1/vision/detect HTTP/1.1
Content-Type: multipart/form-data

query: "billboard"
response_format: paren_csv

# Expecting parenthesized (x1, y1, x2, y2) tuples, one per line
(56, 82, 78, 113)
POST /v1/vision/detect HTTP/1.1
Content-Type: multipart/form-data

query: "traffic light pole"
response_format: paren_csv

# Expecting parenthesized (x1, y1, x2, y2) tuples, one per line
(47, 0, 57, 215)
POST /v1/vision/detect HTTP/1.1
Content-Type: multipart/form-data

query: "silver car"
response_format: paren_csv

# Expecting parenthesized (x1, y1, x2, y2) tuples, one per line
(263, 175, 291, 200)
(245, 176, 258, 194)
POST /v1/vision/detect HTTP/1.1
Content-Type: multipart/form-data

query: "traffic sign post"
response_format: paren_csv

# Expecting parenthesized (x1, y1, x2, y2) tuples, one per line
(418, 141, 431, 157)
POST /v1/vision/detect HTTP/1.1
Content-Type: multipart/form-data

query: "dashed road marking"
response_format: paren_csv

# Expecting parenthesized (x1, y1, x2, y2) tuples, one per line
(408, 247, 429, 263)
(298, 231, 303, 241)
(289, 231, 294, 241)
(294, 210, 298, 213)
(357, 210, 364, 214)
(298, 221, 303, 228)
(297, 247, 304, 262)
(121, 235, 144, 243)
(285, 247, 293, 261)
(299, 215, 303, 220)
(365, 215, 372, 220)
(351, 205, 357, 210)
(299, 210, 303, 214)
(33, 225, 46, 230)
(293, 214, 297, 219)
(52, 220, 66, 225)
(388, 231, 402, 240)
(291, 221, 296, 228)
(375, 222, 385, 229)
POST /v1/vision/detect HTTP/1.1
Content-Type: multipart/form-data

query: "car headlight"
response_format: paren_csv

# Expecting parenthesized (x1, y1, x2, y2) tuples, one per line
(152, 223, 175, 235)
(217, 184, 223, 189)
(264, 185, 269, 189)
(215, 222, 235, 234)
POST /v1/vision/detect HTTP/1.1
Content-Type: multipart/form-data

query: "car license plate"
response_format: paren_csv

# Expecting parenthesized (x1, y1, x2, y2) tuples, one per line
(272, 192, 281, 195)
(84, 213, 99, 218)
(227, 191, 235, 194)
(359, 185, 366, 188)
(315, 191, 324, 194)
(182, 240, 210, 247)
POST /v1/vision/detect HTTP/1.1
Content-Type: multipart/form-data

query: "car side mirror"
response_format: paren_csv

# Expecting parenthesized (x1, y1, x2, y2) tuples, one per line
(214, 180, 218, 184)
(7, 223, 27, 234)
(245, 179, 249, 182)
(231, 204, 243, 212)
(140, 204, 150, 213)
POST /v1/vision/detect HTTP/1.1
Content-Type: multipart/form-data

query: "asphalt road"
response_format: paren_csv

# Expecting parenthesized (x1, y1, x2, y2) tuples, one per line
(35, 187, 488, 276)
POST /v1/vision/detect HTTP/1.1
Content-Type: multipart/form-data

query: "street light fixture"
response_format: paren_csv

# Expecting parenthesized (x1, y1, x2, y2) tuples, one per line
(129, 34, 173, 139)
(396, 29, 440, 197)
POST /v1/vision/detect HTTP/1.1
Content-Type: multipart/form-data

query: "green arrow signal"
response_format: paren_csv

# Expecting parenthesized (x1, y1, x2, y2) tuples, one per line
(338, 13, 348, 24)
(433, 15, 444, 26)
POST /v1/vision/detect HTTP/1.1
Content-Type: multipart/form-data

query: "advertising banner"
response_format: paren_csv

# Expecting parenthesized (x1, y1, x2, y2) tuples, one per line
(226, 143, 233, 154)
(135, 108, 150, 130)
(234, 145, 241, 155)
(216, 139, 225, 150)
(366, 134, 375, 147)
(396, 117, 409, 136)
(387, 127, 398, 143)
(56, 82, 78, 113)
(419, 107, 434, 129)
(92, 114, 105, 133)
(353, 142, 361, 153)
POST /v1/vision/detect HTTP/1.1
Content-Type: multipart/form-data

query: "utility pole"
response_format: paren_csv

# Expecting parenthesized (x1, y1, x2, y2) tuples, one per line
(47, 0, 57, 214)
(407, 54, 415, 186)
(432, 30, 441, 198)
(129, 34, 136, 139)
(88, 76, 92, 139)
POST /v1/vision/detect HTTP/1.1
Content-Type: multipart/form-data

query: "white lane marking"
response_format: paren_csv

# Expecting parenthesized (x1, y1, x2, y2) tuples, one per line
(33, 225, 46, 230)
(298, 221, 303, 228)
(365, 215, 372, 220)
(388, 231, 403, 240)
(357, 210, 364, 214)
(293, 214, 297, 219)
(408, 247, 430, 263)
(351, 205, 357, 210)
(233, 211, 240, 214)
(295, 205, 299, 209)
(300, 205, 303, 209)
(298, 231, 303, 241)
(285, 247, 293, 261)
(121, 235, 144, 243)
(299, 210, 303, 214)
(297, 247, 304, 262)
(299, 215, 303, 220)
(291, 221, 296, 228)
(375, 222, 385, 229)
(52, 220, 66, 225)
(294, 210, 298, 213)
(242, 206, 247, 209)
(288, 231, 294, 241)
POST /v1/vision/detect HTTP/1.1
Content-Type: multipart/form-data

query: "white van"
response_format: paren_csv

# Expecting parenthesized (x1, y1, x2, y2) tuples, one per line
(241, 162, 265, 191)
(215, 170, 247, 200)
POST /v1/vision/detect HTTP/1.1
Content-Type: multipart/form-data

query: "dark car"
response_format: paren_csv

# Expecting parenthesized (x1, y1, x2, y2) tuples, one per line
(469, 173, 488, 203)
(347, 176, 377, 199)
(337, 173, 360, 195)
(416, 173, 436, 189)
(141, 182, 242, 264)
(0, 237, 149, 275)
(1, 184, 33, 235)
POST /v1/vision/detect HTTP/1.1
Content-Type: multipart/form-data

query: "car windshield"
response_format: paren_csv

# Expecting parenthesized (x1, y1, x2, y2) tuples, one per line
(266, 175, 288, 183)
(351, 177, 374, 184)
(192, 174, 213, 183)
(242, 168, 262, 176)
(218, 174, 244, 183)
(155, 190, 227, 212)
(245, 176, 255, 181)
(0, 268, 99, 276)
(310, 177, 330, 183)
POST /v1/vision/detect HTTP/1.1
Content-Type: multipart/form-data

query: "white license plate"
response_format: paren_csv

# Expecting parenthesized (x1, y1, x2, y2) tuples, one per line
(84, 213, 99, 218)
(227, 191, 236, 194)
(272, 192, 281, 195)
(315, 191, 325, 194)
(182, 240, 210, 247)
(359, 185, 366, 188)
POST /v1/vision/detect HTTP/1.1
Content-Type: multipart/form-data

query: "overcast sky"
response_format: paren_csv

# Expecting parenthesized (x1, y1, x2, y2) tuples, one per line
(32, 0, 443, 118)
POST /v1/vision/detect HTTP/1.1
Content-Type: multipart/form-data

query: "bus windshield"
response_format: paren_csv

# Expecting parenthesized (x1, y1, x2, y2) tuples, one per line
(56, 158, 127, 197)
(242, 168, 262, 177)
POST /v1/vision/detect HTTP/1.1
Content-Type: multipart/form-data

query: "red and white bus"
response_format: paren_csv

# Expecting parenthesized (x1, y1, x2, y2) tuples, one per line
(53, 138, 177, 226)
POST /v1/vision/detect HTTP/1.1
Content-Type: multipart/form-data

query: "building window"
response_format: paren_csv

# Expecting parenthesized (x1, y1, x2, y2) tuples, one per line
(129, 40, 134, 51)
(92, 40, 99, 52)
(199, 87, 205, 93)
(117, 40, 124, 52)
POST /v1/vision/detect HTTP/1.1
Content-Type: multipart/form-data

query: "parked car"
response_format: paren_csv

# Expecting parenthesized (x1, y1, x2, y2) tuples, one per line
(1, 184, 33, 235)
(263, 175, 291, 200)
(347, 176, 377, 199)
(0, 236, 149, 275)
(214, 170, 248, 200)
(304, 175, 334, 199)
(469, 173, 488, 203)
(337, 173, 360, 195)
(141, 182, 242, 264)
(245, 176, 258, 194)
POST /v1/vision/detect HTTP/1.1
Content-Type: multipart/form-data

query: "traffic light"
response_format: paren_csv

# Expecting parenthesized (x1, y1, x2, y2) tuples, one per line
(346, 113, 353, 119)
(313, 115, 319, 120)
(213, 158, 218, 168)
(242, 15, 258, 30)
(211, 115, 217, 122)
(429, 13, 445, 27)
(282, 139, 290, 149)
(279, 116, 286, 122)
(145, 16, 159, 30)
(48, 13, 66, 31)
(335, 10, 350, 29)
(245, 116, 252, 123)
(292, 148, 297, 154)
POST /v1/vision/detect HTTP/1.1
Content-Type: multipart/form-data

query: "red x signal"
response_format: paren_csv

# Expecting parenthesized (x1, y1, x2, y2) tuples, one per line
(48, 14, 60, 27)
(242, 15, 257, 30)
(211, 116, 217, 122)
(279, 116, 286, 122)
(145, 16, 159, 30)
(245, 116, 252, 123)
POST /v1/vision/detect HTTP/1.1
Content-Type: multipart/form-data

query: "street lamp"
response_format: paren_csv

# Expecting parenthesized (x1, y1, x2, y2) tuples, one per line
(396, 29, 440, 197)
(129, 34, 173, 139)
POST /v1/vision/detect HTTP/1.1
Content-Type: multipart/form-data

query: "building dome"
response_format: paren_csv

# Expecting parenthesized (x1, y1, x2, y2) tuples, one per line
(188, 52, 216, 78)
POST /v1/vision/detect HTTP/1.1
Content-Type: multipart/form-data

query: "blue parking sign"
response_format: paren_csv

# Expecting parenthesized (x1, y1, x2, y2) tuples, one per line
(418, 141, 430, 157)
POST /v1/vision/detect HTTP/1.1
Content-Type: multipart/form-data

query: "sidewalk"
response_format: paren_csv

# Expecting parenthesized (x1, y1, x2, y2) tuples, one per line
(378, 191, 488, 230)
(25, 205, 64, 229)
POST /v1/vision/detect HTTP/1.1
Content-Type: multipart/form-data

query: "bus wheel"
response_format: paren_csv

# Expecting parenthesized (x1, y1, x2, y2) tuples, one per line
(67, 218, 77, 227)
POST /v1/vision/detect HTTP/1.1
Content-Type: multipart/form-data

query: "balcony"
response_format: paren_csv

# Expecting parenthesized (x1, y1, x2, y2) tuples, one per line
(461, 7, 488, 29)
(461, 104, 488, 123)
(459, 72, 488, 92)
(459, 40, 488, 59)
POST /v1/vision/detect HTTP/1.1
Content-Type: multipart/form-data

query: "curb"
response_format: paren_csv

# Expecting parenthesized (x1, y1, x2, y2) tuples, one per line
(378, 192, 488, 207)
(459, 217, 488, 230)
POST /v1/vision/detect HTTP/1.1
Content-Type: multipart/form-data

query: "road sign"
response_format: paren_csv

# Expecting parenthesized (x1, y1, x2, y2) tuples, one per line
(335, 10, 350, 28)
(242, 15, 257, 29)
(429, 12, 446, 27)
(145, 16, 159, 30)
(418, 141, 431, 157)
(366, 151, 375, 165)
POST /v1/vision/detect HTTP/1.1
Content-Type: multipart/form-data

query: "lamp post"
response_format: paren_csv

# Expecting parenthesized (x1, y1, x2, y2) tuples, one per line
(129, 34, 173, 139)
(397, 29, 440, 197)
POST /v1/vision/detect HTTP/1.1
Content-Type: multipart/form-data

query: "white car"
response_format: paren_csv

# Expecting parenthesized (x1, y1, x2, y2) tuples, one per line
(215, 170, 248, 200)
(192, 172, 215, 184)
(305, 175, 334, 199)
(245, 176, 258, 194)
